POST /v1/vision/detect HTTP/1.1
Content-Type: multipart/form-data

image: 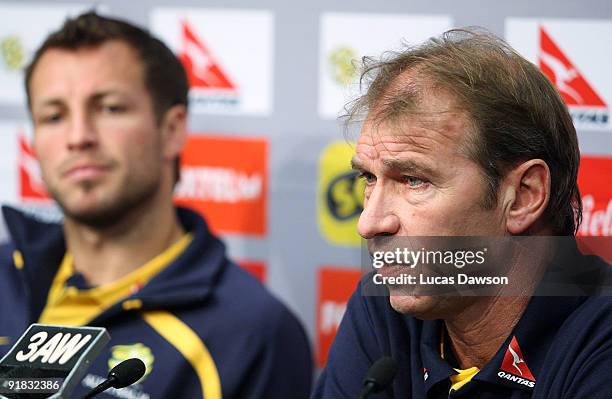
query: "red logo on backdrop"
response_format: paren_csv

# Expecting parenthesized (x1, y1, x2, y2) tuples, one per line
(576, 156, 612, 262)
(539, 27, 606, 107)
(500, 336, 535, 381)
(578, 156, 612, 237)
(179, 20, 237, 91)
(316, 267, 361, 367)
(18, 133, 50, 201)
(237, 259, 267, 283)
(174, 135, 267, 236)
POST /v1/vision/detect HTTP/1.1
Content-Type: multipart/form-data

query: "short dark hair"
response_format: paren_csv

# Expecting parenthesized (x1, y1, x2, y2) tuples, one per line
(24, 11, 188, 184)
(345, 28, 582, 236)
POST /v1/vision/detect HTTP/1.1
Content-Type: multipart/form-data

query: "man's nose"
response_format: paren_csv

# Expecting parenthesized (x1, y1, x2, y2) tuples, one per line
(357, 185, 400, 239)
(67, 112, 98, 151)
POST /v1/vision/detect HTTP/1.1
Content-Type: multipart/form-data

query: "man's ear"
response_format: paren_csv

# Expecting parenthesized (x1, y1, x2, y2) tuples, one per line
(159, 104, 187, 161)
(502, 159, 551, 235)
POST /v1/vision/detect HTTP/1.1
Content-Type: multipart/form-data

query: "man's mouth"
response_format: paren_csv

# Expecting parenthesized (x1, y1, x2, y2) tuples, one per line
(63, 163, 110, 182)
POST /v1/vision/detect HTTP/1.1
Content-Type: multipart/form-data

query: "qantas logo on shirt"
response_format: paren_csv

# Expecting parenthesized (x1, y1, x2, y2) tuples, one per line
(538, 26, 608, 126)
(498, 336, 535, 388)
(179, 20, 236, 91)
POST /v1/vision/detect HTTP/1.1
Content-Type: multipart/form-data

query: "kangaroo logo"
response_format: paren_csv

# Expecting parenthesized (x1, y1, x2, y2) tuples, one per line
(500, 336, 535, 381)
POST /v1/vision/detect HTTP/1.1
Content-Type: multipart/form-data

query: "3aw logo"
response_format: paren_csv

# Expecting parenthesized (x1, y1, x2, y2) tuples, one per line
(538, 26, 609, 127)
(498, 336, 535, 389)
(15, 331, 92, 365)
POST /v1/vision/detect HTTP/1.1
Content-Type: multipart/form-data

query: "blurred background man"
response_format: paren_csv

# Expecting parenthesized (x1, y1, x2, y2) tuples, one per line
(0, 12, 311, 398)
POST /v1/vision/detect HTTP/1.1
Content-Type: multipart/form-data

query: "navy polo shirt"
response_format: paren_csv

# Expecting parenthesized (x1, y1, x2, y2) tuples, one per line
(314, 257, 612, 398)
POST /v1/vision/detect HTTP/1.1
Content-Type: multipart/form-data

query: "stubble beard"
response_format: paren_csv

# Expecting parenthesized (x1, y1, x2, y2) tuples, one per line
(50, 175, 161, 230)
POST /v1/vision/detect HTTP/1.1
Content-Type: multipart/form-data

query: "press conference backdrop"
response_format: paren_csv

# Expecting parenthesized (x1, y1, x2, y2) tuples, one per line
(0, 0, 611, 369)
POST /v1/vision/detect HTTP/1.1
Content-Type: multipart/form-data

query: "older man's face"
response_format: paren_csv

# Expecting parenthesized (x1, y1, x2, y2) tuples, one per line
(352, 82, 507, 318)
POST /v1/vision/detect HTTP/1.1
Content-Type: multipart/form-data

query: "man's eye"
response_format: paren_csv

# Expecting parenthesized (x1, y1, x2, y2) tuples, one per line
(39, 113, 62, 124)
(403, 176, 426, 188)
(101, 104, 126, 114)
(357, 171, 376, 184)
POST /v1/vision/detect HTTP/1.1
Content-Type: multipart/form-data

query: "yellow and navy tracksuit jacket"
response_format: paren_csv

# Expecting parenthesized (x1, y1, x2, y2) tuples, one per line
(314, 245, 612, 398)
(0, 206, 312, 399)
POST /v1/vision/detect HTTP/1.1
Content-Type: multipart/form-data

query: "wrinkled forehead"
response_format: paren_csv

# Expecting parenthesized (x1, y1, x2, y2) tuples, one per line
(359, 72, 477, 158)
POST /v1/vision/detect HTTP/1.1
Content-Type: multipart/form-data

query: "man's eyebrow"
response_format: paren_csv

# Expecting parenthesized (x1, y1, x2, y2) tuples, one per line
(34, 98, 64, 109)
(90, 90, 124, 102)
(381, 158, 439, 177)
(350, 156, 365, 171)
(33, 90, 124, 109)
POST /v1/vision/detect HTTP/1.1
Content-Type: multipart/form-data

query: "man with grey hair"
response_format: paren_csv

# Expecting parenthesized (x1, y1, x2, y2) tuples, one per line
(314, 29, 612, 398)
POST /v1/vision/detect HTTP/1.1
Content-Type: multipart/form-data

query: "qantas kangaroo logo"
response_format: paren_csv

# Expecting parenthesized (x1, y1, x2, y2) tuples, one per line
(538, 27, 605, 107)
(179, 20, 236, 91)
(507, 344, 525, 375)
(498, 336, 535, 388)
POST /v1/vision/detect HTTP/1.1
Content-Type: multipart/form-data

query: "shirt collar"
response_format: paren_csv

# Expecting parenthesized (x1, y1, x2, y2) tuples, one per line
(418, 295, 586, 394)
(417, 239, 597, 394)
(473, 295, 585, 391)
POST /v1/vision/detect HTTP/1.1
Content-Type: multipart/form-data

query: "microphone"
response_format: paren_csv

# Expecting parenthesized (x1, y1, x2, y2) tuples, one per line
(81, 358, 146, 399)
(358, 356, 398, 399)
(0, 324, 109, 399)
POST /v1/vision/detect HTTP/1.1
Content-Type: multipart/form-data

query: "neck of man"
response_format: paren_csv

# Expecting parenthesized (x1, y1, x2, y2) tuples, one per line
(62, 188, 186, 287)
(443, 225, 556, 369)
(443, 234, 552, 369)
(443, 295, 531, 369)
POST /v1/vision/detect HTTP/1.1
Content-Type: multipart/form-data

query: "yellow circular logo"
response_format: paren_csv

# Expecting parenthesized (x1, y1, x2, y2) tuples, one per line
(0, 35, 26, 71)
(108, 343, 154, 382)
(317, 141, 365, 246)
(328, 46, 358, 86)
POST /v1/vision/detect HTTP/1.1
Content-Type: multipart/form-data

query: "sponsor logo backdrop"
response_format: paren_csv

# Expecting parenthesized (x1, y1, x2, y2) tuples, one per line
(175, 135, 268, 236)
(0, 2, 610, 373)
(150, 8, 274, 115)
(506, 19, 612, 130)
(0, 3, 98, 106)
(318, 13, 452, 119)
(316, 267, 361, 367)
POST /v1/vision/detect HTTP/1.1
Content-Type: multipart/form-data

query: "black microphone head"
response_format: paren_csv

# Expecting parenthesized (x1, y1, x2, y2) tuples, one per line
(108, 358, 146, 388)
(363, 356, 398, 392)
